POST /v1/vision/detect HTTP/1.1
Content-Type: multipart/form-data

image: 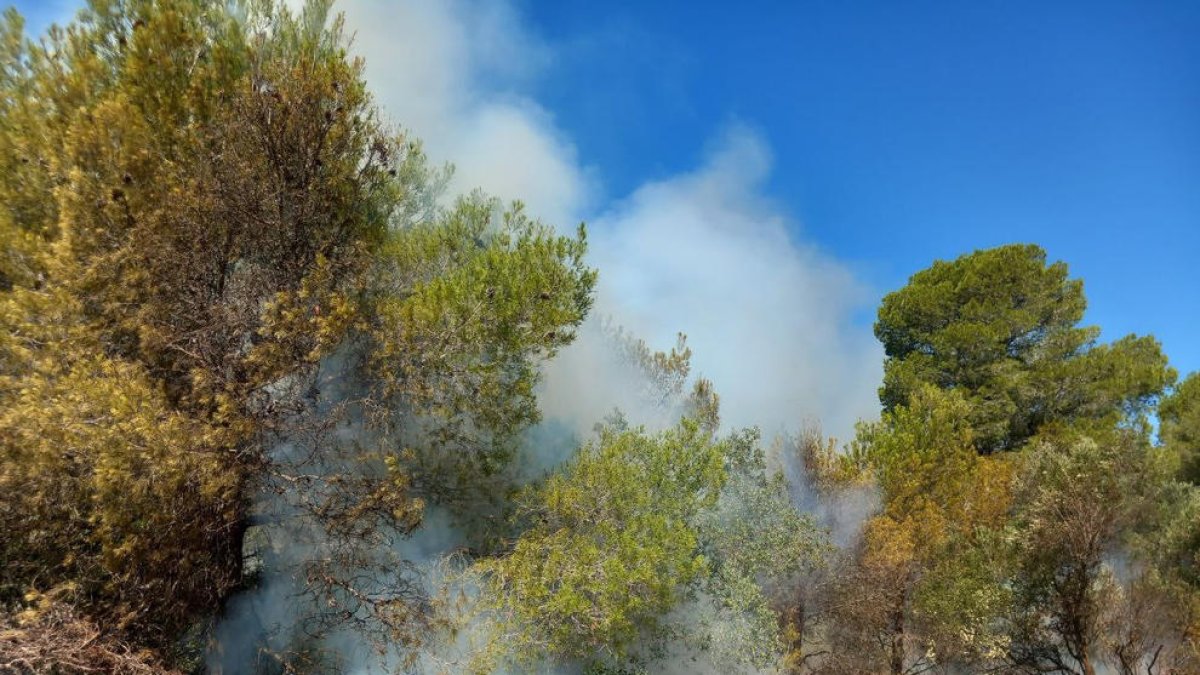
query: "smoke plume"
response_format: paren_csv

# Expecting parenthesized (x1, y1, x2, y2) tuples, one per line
(214, 1, 886, 671)
(329, 0, 882, 441)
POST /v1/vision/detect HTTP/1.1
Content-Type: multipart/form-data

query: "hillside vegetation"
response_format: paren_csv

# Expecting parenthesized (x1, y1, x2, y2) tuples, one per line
(0, 2, 1197, 674)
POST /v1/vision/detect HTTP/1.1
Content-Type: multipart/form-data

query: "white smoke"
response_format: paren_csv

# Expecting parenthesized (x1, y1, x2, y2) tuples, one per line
(328, 0, 881, 441)
(333, 0, 592, 229)
(335, 4, 886, 668)
(580, 126, 882, 437)
(220, 1, 886, 670)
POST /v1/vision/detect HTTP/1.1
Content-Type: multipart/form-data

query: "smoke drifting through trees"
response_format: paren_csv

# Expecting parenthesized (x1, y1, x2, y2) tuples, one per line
(1, 2, 1198, 674)
(334, 0, 884, 441)
(209, 326, 706, 673)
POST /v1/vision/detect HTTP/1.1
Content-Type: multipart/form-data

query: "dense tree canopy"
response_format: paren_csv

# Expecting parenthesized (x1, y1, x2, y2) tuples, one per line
(821, 386, 1016, 673)
(0, 0, 594, 668)
(857, 246, 1198, 674)
(999, 430, 1184, 675)
(473, 419, 727, 669)
(875, 244, 1175, 453)
(1163, 372, 1200, 485)
(0, 2, 1197, 674)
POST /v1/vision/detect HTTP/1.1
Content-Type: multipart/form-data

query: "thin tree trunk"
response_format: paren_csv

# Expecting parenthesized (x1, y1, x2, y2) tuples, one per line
(1079, 649, 1096, 675)
(890, 603, 905, 675)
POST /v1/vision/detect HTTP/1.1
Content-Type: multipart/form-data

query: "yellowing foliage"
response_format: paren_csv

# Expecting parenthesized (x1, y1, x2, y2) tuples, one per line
(0, 1, 596, 665)
(0, 288, 241, 643)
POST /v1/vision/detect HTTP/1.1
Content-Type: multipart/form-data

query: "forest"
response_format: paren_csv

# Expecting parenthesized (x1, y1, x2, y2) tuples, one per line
(0, 1, 1197, 674)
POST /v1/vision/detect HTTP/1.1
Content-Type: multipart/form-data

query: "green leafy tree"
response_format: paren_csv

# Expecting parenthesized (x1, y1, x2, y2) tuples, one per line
(875, 244, 1174, 453)
(470, 420, 829, 674)
(366, 195, 595, 500)
(471, 419, 726, 670)
(998, 430, 1191, 675)
(1162, 371, 1200, 484)
(695, 428, 830, 672)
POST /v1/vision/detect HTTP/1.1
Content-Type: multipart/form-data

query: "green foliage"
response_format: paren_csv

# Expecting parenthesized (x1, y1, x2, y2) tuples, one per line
(850, 386, 1015, 554)
(1144, 479, 1200, 591)
(701, 429, 827, 590)
(850, 385, 974, 515)
(861, 245, 1197, 672)
(876, 244, 1175, 453)
(695, 429, 829, 671)
(912, 532, 1014, 664)
(606, 327, 694, 410)
(1000, 431, 1166, 674)
(2, 2, 1197, 672)
(824, 386, 1017, 673)
(472, 419, 726, 669)
(470, 422, 830, 673)
(835, 379, 1197, 673)
(1162, 371, 1200, 484)
(369, 196, 595, 468)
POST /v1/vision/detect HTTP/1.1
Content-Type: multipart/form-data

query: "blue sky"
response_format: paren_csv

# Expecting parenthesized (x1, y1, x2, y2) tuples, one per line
(9, 0, 1199, 393)
(521, 1, 1200, 379)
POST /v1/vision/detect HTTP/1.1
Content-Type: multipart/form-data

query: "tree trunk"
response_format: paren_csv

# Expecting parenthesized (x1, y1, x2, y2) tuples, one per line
(890, 603, 905, 675)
